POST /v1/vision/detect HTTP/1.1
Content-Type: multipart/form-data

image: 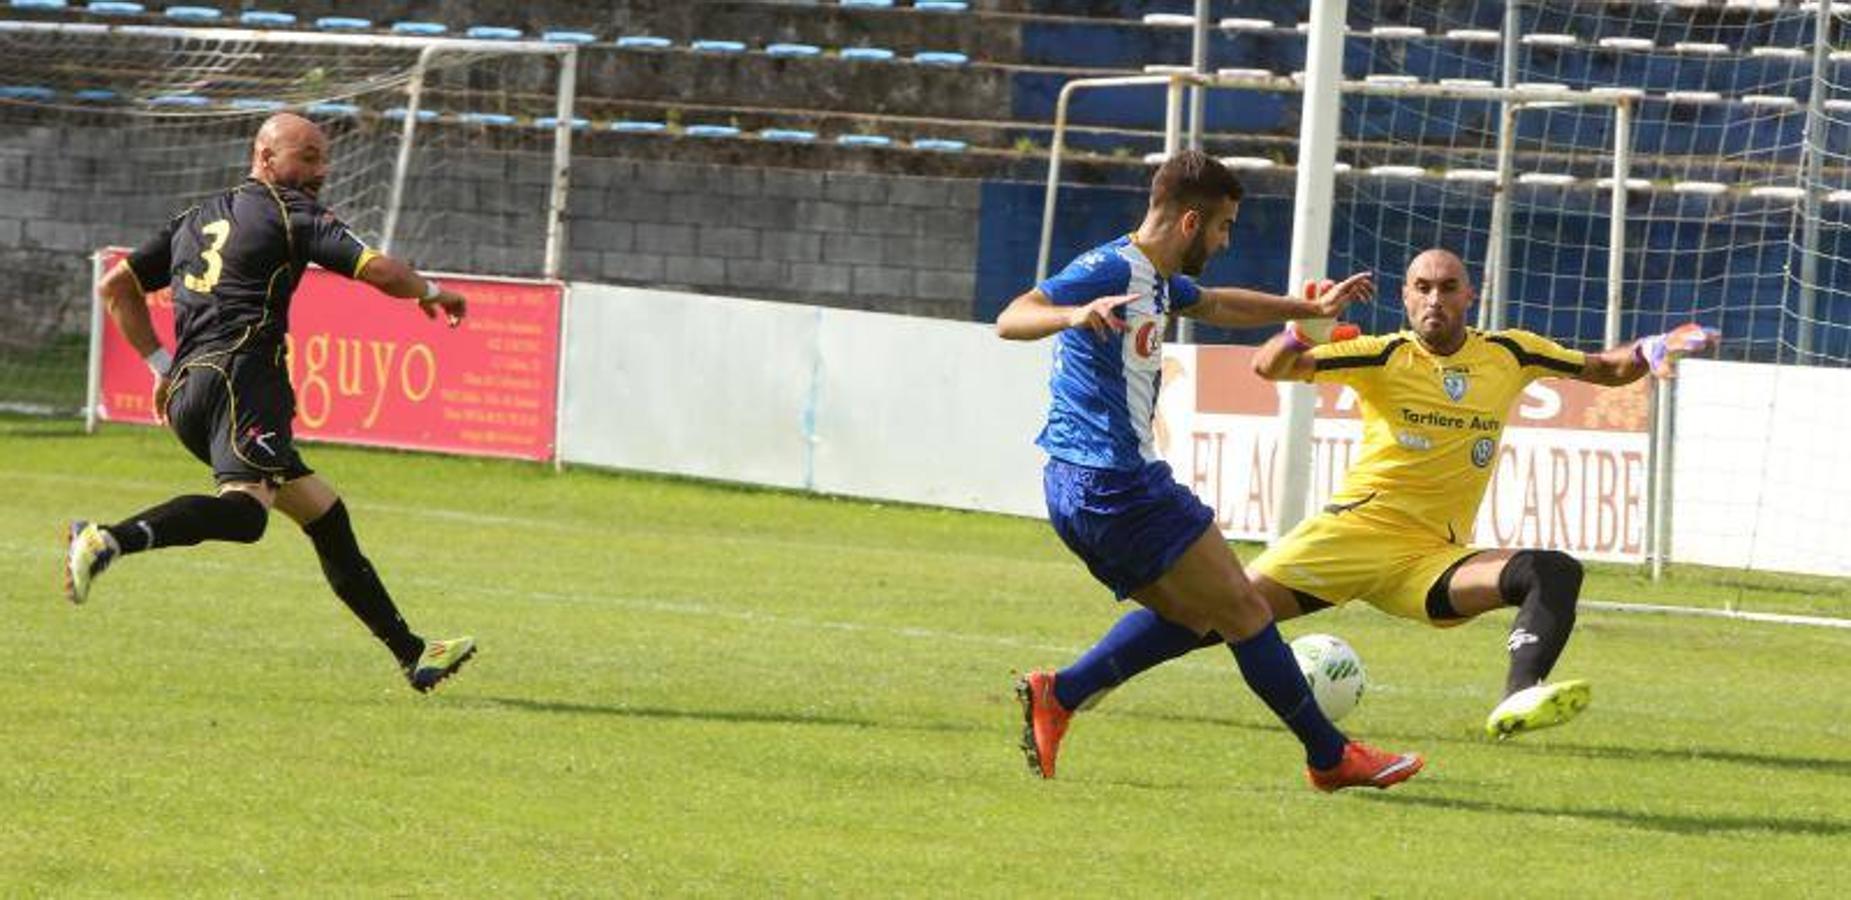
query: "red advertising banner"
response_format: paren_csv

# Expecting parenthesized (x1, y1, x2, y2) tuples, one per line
(95, 249, 561, 461)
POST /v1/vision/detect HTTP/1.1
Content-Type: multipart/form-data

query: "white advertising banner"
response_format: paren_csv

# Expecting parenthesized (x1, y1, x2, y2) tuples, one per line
(1158, 345, 1652, 561)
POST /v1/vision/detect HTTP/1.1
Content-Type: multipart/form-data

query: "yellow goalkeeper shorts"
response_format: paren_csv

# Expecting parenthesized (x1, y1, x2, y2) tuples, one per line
(1248, 506, 1479, 627)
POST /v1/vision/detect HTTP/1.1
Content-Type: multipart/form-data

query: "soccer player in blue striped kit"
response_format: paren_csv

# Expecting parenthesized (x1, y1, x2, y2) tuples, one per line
(995, 151, 1422, 791)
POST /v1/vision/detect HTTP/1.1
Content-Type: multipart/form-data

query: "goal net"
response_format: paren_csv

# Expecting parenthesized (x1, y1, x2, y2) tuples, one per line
(0, 21, 574, 416)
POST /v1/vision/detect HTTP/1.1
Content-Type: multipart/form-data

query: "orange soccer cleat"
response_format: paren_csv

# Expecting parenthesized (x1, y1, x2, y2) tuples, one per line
(1308, 741, 1425, 793)
(1015, 670, 1072, 779)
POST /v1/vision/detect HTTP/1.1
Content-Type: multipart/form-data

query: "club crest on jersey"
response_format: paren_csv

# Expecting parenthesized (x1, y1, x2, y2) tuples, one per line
(1441, 370, 1469, 402)
(1471, 437, 1496, 468)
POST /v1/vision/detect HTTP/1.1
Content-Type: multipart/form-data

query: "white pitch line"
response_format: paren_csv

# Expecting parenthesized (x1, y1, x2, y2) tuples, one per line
(1583, 600, 1851, 630)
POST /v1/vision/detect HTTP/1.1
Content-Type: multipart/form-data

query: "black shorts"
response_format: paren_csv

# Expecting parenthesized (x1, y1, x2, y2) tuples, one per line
(165, 351, 313, 486)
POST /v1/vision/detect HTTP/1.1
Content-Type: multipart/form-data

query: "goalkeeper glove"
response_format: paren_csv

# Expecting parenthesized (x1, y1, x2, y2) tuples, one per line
(1635, 322, 1720, 379)
(1283, 279, 1362, 350)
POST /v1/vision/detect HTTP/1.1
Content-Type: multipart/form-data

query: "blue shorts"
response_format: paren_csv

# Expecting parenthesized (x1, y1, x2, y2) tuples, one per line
(1043, 458, 1217, 599)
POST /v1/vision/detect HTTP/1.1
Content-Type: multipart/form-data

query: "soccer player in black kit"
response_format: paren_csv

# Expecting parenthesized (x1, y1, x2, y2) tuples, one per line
(65, 113, 476, 693)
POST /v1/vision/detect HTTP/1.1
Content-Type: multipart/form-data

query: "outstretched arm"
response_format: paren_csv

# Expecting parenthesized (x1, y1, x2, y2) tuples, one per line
(1182, 271, 1374, 329)
(1251, 327, 1318, 383)
(995, 288, 1136, 341)
(1578, 323, 1720, 385)
(354, 253, 467, 327)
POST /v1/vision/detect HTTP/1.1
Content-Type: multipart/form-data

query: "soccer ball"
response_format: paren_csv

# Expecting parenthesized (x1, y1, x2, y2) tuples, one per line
(1290, 633, 1367, 722)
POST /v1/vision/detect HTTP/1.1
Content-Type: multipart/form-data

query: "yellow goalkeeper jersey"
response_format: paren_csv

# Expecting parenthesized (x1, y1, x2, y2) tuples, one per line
(1308, 328, 1587, 544)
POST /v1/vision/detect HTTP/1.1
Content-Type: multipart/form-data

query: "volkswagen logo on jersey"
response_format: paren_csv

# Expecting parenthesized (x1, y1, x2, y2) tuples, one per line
(1442, 370, 1469, 402)
(1471, 436, 1496, 468)
(1133, 319, 1161, 359)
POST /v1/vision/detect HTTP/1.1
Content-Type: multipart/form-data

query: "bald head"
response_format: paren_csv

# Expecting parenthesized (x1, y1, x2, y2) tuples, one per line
(250, 112, 330, 197)
(1403, 248, 1476, 352)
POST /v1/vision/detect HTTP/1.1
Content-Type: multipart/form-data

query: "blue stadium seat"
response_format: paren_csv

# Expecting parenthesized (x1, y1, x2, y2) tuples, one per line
(466, 26, 523, 40)
(840, 47, 896, 62)
(611, 120, 668, 133)
(11, 0, 67, 10)
(912, 51, 968, 66)
(691, 39, 747, 54)
(913, 138, 967, 152)
(684, 124, 742, 138)
(533, 116, 590, 130)
(392, 22, 447, 35)
(383, 108, 440, 122)
(229, 98, 285, 111)
(840, 0, 894, 7)
(315, 17, 370, 31)
(542, 31, 596, 44)
(0, 85, 56, 101)
(760, 128, 817, 142)
(458, 112, 516, 126)
(73, 88, 119, 102)
(837, 134, 893, 147)
(766, 43, 822, 58)
(149, 93, 210, 107)
(615, 36, 673, 50)
(163, 6, 220, 21)
(239, 10, 293, 26)
(304, 101, 360, 117)
(916, 1, 969, 11)
(86, 2, 143, 14)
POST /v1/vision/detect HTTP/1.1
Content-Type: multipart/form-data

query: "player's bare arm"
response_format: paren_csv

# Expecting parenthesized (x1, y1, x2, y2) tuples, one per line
(97, 261, 175, 418)
(354, 253, 467, 327)
(1251, 326, 1320, 383)
(1183, 271, 1373, 329)
(995, 288, 1137, 341)
(1577, 323, 1721, 385)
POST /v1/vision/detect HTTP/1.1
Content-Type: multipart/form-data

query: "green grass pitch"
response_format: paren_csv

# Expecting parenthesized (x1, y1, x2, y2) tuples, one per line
(2, 417, 1847, 895)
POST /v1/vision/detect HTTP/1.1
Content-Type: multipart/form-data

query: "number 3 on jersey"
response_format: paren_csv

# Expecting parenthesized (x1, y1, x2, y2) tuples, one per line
(182, 219, 232, 294)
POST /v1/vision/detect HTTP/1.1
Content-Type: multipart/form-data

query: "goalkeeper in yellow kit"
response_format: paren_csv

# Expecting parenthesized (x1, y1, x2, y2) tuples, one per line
(1247, 248, 1716, 736)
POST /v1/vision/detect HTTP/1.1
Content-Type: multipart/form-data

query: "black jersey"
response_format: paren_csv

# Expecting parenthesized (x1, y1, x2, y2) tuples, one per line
(124, 178, 377, 365)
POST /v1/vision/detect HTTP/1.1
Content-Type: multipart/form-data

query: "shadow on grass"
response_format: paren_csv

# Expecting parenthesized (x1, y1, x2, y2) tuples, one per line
(1355, 791, 1851, 837)
(475, 695, 977, 734)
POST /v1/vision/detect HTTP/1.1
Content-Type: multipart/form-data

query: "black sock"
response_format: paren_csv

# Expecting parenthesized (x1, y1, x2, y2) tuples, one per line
(302, 500, 424, 668)
(1500, 550, 1584, 696)
(107, 492, 268, 554)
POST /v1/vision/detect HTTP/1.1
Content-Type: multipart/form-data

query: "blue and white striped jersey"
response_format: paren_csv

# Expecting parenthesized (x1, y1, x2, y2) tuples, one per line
(1034, 235, 1201, 470)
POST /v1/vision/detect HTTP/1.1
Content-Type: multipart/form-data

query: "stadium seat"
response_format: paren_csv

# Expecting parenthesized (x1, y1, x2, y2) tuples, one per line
(239, 10, 294, 26)
(391, 22, 447, 35)
(766, 43, 822, 58)
(912, 51, 969, 66)
(458, 112, 517, 126)
(837, 134, 893, 147)
(383, 108, 440, 122)
(840, 0, 895, 8)
(611, 120, 668, 133)
(691, 40, 747, 54)
(229, 98, 286, 111)
(315, 17, 371, 31)
(73, 88, 119, 102)
(304, 101, 360, 117)
(615, 36, 674, 50)
(466, 26, 523, 40)
(542, 31, 596, 44)
(915, 1, 968, 11)
(85, 2, 143, 14)
(913, 138, 967, 152)
(533, 116, 590, 130)
(149, 93, 210, 106)
(163, 6, 220, 21)
(684, 124, 742, 138)
(840, 47, 896, 62)
(0, 85, 56, 101)
(759, 128, 817, 142)
(11, 0, 67, 10)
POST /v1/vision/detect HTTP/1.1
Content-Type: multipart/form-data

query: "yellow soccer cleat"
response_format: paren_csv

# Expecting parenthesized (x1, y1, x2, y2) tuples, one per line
(1486, 679, 1592, 739)
(63, 520, 117, 605)
(408, 637, 477, 693)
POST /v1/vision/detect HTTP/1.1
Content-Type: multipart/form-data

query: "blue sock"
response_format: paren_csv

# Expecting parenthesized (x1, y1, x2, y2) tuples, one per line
(1054, 608, 1207, 711)
(1229, 622, 1348, 770)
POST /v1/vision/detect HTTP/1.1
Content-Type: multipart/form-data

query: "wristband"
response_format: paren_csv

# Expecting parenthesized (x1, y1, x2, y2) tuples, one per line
(145, 347, 173, 377)
(421, 279, 442, 301)
(1281, 323, 1312, 353)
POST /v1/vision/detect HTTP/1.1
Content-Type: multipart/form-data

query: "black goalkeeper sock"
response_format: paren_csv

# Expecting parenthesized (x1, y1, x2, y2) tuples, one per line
(1500, 550, 1584, 696)
(302, 500, 424, 667)
(106, 492, 268, 555)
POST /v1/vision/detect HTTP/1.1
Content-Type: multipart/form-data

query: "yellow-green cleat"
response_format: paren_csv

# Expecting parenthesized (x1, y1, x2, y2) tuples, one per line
(1486, 679, 1592, 739)
(408, 637, 477, 693)
(63, 520, 117, 605)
